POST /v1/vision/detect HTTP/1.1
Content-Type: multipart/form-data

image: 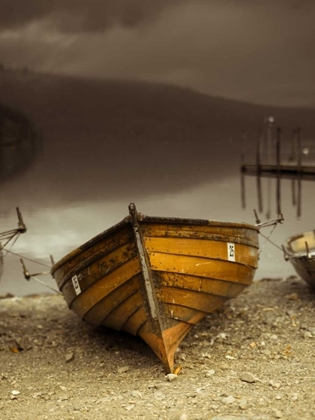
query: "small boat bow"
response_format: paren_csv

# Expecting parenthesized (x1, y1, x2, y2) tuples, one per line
(284, 230, 315, 288)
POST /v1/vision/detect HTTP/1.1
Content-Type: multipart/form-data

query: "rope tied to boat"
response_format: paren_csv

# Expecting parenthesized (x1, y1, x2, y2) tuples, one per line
(254, 209, 284, 256)
(20, 258, 61, 295)
(1, 208, 60, 294)
(2, 247, 51, 268)
(2, 247, 60, 293)
(2, 242, 59, 294)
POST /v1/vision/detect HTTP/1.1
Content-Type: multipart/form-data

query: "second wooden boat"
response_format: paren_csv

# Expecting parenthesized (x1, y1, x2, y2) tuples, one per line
(51, 203, 259, 373)
(284, 230, 315, 289)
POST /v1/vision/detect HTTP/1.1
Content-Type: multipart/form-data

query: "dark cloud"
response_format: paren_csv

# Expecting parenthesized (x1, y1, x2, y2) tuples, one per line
(2, 0, 314, 35)
(1, 0, 315, 106)
(0, 0, 188, 34)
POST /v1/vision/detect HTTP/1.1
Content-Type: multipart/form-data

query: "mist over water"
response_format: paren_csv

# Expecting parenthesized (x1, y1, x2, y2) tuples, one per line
(1, 72, 315, 296)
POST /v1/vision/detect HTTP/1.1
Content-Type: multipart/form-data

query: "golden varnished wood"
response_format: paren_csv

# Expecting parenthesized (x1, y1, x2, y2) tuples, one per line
(52, 203, 259, 373)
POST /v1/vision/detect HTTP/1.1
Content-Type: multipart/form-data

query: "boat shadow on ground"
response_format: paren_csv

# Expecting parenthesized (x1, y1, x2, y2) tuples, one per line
(90, 326, 159, 361)
(59, 315, 165, 370)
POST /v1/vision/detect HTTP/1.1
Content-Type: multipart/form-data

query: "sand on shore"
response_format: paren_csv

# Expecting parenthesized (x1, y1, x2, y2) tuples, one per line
(1, 276, 315, 420)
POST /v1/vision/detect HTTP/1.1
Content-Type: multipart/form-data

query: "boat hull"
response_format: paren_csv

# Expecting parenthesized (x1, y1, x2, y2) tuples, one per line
(52, 204, 259, 372)
(285, 230, 315, 288)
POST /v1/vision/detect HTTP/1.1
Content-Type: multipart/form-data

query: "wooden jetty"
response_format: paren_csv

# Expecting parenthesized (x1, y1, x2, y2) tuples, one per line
(241, 163, 315, 180)
(241, 121, 314, 218)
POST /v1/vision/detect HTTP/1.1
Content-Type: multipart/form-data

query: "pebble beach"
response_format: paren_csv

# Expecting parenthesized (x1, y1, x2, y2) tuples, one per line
(1, 276, 315, 420)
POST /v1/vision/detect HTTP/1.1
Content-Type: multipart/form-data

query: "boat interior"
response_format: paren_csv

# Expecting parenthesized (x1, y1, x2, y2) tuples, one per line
(287, 230, 315, 257)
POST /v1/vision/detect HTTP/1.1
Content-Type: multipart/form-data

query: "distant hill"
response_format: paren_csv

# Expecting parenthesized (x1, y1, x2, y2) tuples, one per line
(0, 70, 315, 204)
(0, 70, 315, 142)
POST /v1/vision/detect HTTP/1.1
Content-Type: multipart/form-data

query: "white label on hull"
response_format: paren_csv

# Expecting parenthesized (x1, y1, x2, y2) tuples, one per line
(72, 275, 81, 295)
(227, 243, 235, 261)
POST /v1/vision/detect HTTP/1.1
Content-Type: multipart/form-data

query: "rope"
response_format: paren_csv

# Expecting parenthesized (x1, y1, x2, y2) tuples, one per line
(1, 232, 20, 248)
(27, 275, 62, 295)
(259, 232, 282, 251)
(254, 209, 284, 256)
(2, 246, 52, 268)
(0, 228, 20, 239)
(6, 232, 20, 249)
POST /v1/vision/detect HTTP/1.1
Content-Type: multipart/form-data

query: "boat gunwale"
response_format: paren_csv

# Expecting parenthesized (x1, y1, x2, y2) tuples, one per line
(138, 214, 259, 232)
(285, 251, 315, 261)
(51, 216, 131, 275)
(285, 230, 315, 259)
(51, 212, 259, 276)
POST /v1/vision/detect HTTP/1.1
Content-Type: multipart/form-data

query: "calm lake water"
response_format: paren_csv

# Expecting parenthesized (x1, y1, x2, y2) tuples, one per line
(1, 77, 315, 296)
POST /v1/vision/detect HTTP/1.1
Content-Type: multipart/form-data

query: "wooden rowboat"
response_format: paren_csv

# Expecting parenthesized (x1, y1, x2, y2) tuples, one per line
(284, 230, 315, 289)
(51, 203, 259, 373)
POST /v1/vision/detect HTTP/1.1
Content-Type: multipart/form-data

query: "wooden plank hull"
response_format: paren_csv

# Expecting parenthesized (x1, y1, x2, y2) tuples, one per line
(285, 230, 315, 288)
(51, 204, 259, 373)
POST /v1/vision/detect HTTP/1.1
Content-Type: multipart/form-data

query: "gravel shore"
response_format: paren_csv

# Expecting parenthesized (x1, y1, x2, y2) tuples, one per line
(1, 276, 315, 420)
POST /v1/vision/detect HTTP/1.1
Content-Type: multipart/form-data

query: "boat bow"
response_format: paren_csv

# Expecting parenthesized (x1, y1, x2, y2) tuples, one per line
(52, 203, 260, 372)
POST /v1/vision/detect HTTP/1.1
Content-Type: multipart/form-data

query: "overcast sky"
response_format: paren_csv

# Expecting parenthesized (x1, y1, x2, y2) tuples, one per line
(1, 0, 314, 107)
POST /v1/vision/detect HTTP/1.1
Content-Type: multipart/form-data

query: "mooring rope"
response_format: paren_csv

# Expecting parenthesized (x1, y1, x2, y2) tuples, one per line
(1, 245, 60, 295)
(0, 231, 21, 249)
(258, 228, 283, 254)
(254, 207, 284, 256)
(2, 246, 52, 268)
(27, 275, 62, 295)
(4, 231, 21, 250)
(0, 228, 20, 239)
(19, 259, 61, 295)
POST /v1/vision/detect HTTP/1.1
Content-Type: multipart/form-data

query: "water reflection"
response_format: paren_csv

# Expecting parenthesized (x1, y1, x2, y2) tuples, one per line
(241, 119, 315, 220)
(0, 102, 40, 183)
